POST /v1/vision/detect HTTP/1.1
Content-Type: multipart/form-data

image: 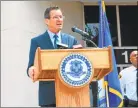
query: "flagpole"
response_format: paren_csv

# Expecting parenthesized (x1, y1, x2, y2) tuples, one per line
(105, 81, 109, 107)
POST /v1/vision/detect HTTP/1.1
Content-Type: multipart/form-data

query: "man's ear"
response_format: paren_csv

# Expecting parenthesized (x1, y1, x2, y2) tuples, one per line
(44, 19, 49, 25)
(130, 58, 132, 63)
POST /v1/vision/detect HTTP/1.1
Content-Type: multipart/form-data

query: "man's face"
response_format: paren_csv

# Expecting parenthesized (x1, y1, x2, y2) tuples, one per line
(130, 51, 138, 68)
(45, 9, 64, 33)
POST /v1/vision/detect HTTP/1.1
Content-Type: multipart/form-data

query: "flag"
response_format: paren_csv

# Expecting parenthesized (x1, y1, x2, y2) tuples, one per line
(97, 0, 123, 107)
(98, 78, 107, 107)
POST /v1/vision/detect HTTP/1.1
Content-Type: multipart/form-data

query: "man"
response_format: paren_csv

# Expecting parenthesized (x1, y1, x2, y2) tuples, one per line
(119, 50, 138, 107)
(27, 6, 79, 107)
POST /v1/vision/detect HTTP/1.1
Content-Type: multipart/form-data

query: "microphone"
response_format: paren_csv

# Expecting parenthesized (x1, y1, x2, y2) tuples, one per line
(71, 26, 90, 37)
(71, 26, 98, 47)
(57, 42, 68, 49)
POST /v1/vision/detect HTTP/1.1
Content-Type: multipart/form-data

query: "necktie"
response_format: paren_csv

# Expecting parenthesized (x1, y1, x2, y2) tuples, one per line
(136, 69, 138, 101)
(53, 34, 58, 49)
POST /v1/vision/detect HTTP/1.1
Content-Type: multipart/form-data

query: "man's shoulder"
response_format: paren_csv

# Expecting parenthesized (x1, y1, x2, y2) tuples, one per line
(31, 31, 47, 41)
(120, 65, 134, 75)
(61, 32, 75, 39)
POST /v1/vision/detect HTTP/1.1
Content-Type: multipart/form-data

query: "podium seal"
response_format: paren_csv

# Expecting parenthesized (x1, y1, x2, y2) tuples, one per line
(60, 53, 92, 87)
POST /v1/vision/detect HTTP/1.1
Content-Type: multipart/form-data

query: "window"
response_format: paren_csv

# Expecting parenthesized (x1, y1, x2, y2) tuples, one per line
(119, 6, 138, 46)
(84, 6, 118, 47)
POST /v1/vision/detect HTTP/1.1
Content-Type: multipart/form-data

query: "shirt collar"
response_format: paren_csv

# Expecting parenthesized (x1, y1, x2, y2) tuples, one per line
(130, 65, 137, 71)
(47, 30, 61, 38)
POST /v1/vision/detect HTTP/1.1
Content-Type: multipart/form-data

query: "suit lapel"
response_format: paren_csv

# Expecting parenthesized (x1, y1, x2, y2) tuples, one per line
(42, 31, 54, 49)
(41, 31, 68, 49)
(61, 33, 67, 45)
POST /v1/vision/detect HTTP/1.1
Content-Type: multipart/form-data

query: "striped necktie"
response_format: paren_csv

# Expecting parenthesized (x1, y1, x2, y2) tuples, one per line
(53, 34, 58, 49)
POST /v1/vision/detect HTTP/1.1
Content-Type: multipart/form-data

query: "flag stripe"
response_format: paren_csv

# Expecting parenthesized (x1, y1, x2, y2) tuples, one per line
(105, 81, 124, 107)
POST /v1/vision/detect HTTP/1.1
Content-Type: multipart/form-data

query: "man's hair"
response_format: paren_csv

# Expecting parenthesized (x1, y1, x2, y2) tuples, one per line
(44, 6, 60, 19)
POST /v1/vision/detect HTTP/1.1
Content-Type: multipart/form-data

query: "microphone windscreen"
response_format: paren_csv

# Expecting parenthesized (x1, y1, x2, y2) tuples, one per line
(71, 26, 76, 32)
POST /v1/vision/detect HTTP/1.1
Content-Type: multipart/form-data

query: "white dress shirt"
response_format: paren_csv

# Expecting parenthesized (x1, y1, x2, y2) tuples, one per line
(119, 65, 137, 101)
(47, 30, 61, 47)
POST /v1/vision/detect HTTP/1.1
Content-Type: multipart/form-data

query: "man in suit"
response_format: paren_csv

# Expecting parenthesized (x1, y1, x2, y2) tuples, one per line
(27, 6, 79, 107)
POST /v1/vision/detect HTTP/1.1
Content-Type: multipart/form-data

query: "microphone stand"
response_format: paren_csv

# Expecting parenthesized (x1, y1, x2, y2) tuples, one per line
(82, 36, 98, 47)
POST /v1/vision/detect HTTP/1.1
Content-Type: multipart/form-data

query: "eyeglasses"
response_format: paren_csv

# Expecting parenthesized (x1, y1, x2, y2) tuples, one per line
(50, 15, 65, 20)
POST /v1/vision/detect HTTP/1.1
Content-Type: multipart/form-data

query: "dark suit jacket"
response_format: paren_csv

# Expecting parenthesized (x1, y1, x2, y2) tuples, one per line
(27, 31, 78, 106)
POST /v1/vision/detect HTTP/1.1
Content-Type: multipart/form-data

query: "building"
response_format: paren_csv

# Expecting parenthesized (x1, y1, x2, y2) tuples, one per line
(1, 0, 137, 107)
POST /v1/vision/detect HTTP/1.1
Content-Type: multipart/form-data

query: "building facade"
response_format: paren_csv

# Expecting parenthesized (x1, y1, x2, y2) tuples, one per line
(1, 1, 137, 107)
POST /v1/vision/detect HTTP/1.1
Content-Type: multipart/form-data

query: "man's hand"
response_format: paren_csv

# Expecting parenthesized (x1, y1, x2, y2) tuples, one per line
(28, 66, 36, 80)
(73, 44, 83, 49)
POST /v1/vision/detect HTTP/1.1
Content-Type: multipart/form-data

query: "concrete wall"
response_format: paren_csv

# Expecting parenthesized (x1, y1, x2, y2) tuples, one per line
(1, 1, 84, 107)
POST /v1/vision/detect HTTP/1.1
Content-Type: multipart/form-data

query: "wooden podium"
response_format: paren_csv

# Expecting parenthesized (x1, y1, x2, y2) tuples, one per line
(33, 46, 113, 107)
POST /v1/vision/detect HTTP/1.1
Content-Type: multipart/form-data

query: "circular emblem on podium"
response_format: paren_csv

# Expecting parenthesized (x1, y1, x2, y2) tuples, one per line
(60, 53, 93, 87)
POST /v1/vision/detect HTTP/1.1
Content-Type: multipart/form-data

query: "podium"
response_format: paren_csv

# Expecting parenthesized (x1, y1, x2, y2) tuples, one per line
(33, 46, 113, 107)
